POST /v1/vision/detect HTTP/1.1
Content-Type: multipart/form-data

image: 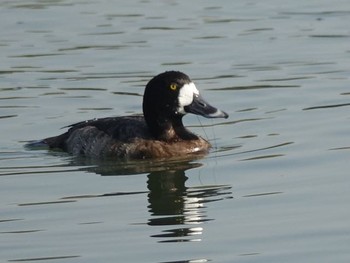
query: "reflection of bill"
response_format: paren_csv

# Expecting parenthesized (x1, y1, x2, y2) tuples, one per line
(147, 169, 232, 243)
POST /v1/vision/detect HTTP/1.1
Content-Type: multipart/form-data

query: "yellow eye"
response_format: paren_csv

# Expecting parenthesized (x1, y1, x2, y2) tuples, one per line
(169, 83, 177, 91)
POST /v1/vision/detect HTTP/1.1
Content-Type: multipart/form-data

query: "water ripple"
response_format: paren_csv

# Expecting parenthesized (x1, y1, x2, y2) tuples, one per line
(214, 142, 294, 158)
(303, 102, 350, 111)
(210, 84, 300, 91)
(8, 255, 80, 262)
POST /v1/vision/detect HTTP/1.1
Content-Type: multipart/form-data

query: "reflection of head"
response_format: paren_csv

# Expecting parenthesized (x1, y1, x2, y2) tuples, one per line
(148, 170, 187, 196)
(148, 170, 188, 219)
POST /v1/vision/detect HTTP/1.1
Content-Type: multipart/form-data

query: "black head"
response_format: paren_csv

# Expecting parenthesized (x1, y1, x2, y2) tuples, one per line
(143, 71, 228, 139)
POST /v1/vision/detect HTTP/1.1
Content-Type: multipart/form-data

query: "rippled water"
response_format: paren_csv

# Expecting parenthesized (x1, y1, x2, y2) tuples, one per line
(1, 0, 350, 262)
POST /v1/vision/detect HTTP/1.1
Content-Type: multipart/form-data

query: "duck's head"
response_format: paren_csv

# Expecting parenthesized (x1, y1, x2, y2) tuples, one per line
(143, 71, 228, 139)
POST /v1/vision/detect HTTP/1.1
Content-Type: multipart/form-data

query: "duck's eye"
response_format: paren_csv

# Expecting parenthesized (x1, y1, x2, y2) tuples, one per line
(169, 83, 177, 91)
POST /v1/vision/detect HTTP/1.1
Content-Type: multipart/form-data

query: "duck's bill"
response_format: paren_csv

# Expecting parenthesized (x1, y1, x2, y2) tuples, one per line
(184, 94, 229, 119)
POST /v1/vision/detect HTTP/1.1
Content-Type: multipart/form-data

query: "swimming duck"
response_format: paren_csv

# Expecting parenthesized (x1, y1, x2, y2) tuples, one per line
(37, 71, 228, 159)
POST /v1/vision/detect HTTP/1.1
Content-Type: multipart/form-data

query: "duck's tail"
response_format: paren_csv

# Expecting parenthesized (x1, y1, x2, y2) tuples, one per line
(24, 140, 49, 150)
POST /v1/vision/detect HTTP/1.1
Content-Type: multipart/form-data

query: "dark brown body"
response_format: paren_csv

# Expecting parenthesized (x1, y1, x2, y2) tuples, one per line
(44, 115, 211, 159)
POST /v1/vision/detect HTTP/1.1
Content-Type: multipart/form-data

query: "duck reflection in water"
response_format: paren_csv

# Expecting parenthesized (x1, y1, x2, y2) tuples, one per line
(69, 156, 232, 243)
(147, 167, 232, 243)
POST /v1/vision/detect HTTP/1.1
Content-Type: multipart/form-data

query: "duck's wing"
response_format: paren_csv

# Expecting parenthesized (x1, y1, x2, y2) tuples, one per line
(43, 115, 151, 150)
(67, 115, 150, 139)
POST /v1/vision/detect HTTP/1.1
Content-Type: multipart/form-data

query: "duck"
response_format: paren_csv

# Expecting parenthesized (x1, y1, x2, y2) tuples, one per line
(33, 71, 228, 159)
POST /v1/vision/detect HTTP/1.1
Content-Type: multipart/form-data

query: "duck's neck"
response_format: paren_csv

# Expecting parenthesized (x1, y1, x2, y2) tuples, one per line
(145, 114, 198, 142)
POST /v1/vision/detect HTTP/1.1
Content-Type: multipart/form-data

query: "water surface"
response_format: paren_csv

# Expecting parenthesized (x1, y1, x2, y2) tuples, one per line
(1, 0, 350, 262)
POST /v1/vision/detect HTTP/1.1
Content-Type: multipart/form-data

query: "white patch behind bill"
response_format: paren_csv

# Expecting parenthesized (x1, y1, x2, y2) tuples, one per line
(177, 82, 199, 114)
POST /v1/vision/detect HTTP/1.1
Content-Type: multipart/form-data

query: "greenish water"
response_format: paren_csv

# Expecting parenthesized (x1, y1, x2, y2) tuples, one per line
(1, 0, 350, 262)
